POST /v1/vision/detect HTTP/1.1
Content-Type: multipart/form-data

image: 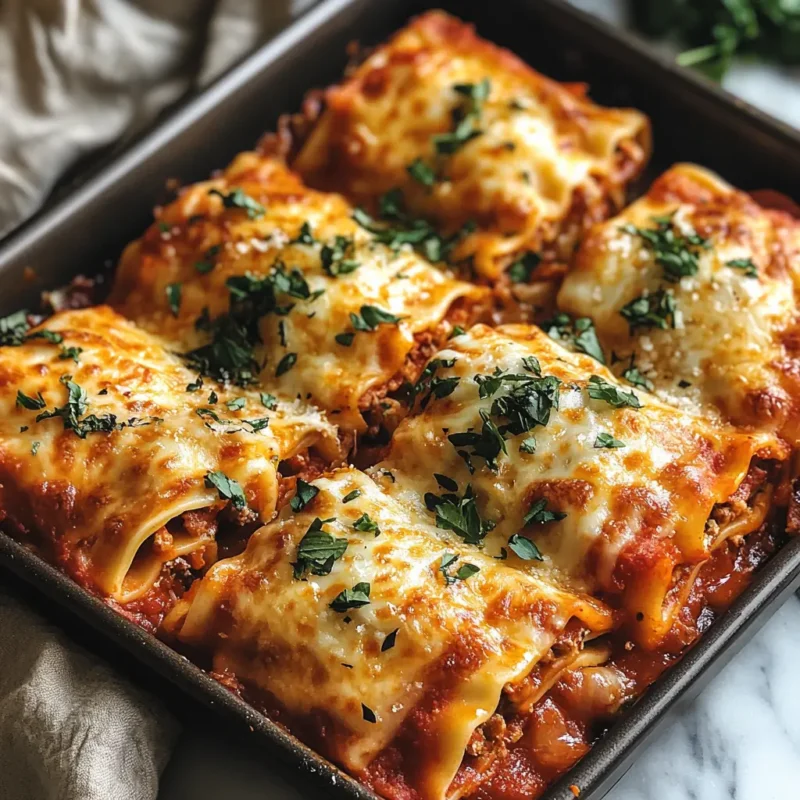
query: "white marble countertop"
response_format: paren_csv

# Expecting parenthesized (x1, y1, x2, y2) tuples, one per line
(159, 3, 800, 799)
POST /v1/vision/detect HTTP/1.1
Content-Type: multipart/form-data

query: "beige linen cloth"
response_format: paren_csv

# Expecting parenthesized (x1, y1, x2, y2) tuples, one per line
(0, 1, 311, 798)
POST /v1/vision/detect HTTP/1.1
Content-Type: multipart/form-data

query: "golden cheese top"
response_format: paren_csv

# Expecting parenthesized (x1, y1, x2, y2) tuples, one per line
(372, 324, 781, 644)
(111, 153, 487, 432)
(171, 467, 610, 800)
(558, 163, 800, 442)
(0, 306, 340, 600)
(293, 10, 650, 278)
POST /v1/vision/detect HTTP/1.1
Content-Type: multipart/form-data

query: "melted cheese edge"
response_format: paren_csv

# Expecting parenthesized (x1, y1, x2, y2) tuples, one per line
(558, 163, 800, 439)
(373, 324, 779, 640)
(112, 153, 487, 432)
(171, 467, 611, 800)
(0, 307, 340, 600)
(294, 10, 649, 277)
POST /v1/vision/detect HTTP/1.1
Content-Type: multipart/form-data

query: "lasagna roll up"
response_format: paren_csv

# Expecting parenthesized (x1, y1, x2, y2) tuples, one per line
(373, 324, 787, 648)
(557, 163, 800, 442)
(0, 307, 340, 613)
(166, 467, 612, 800)
(111, 154, 488, 434)
(291, 11, 650, 281)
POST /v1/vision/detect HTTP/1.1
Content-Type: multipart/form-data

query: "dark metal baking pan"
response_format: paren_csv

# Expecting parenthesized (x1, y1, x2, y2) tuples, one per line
(1, 1, 799, 799)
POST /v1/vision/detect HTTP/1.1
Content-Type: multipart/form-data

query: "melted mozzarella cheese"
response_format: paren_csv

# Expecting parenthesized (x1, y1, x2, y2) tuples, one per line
(111, 153, 487, 432)
(169, 467, 611, 800)
(372, 324, 782, 646)
(0, 307, 340, 600)
(293, 10, 649, 277)
(558, 163, 800, 442)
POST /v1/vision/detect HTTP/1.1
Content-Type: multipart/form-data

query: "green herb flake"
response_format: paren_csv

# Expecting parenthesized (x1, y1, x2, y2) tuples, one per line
(407, 158, 436, 187)
(260, 392, 277, 409)
(276, 352, 297, 377)
(726, 258, 758, 278)
(587, 375, 642, 409)
(342, 489, 362, 504)
(330, 582, 371, 612)
(594, 432, 626, 449)
(31, 441, 41, 456)
(381, 628, 399, 652)
(292, 517, 348, 579)
(290, 479, 319, 512)
(27, 330, 63, 345)
(508, 533, 543, 561)
(507, 252, 541, 284)
(362, 703, 377, 724)
(523, 498, 567, 526)
(166, 283, 182, 317)
(16, 390, 46, 410)
(352, 512, 381, 536)
(208, 187, 265, 220)
(204, 470, 247, 511)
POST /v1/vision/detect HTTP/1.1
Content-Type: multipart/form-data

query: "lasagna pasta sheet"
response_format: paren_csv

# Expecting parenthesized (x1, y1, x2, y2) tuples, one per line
(0, 307, 340, 602)
(111, 153, 488, 433)
(373, 324, 784, 647)
(558, 163, 800, 442)
(168, 467, 611, 800)
(292, 10, 650, 279)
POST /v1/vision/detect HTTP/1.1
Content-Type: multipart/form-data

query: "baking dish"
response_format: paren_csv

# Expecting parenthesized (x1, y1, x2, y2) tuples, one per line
(1, 1, 800, 798)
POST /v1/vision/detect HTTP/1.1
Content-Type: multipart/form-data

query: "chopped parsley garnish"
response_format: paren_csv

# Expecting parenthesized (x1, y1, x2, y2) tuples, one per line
(187, 376, 204, 392)
(225, 397, 246, 411)
(292, 517, 348, 579)
(523, 498, 567, 526)
(330, 582, 371, 612)
(434, 473, 458, 492)
(157, 221, 171, 234)
(508, 534, 543, 561)
(351, 305, 403, 330)
(407, 157, 436, 187)
(16, 390, 45, 410)
(619, 288, 679, 332)
(449, 325, 466, 339)
(381, 629, 399, 652)
(321, 235, 360, 276)
(204, 470, 247, 511)
(335, 332, 355, 347)
(726, 257, 758, 278)
(33, 376, 120, 439)
(27, 330, 63, 344)
(342, 489, 361, 504)
(195, 407, 268, 434)
(0, 310, 31, 346)
(275, 352, 297, 377)
(594, 432, 626, 449)
(587, 375, 642, 409)
(293, 222, 316, 245)
(278, 320, 287, 347)
(621, 213, 710, 282)
(447, 362, 562, 471)
(412, 357, 460, 408)
(352, 189, 475, 265)
(290, 479, 319, 512)
(208, 390, 218, 404)
(622, 364, 654, 392)
(362, 704, 377, 724)
(433, 79, 491, 154)
(507, 252, 541, 284)
(353, 513, 380, 536)
(31, 441, 40, 456)
(439, 553, 480, 584)
(260, 392, 277, 409)
(545, 313, 606, 365)
(195, 244, 221, 274)
(448, 410, 507, 471)
(58, 345, 83, 364)
(520, 436, 537, 454)
(208, 187, 265, 220)
(425, 483, 495, 546)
